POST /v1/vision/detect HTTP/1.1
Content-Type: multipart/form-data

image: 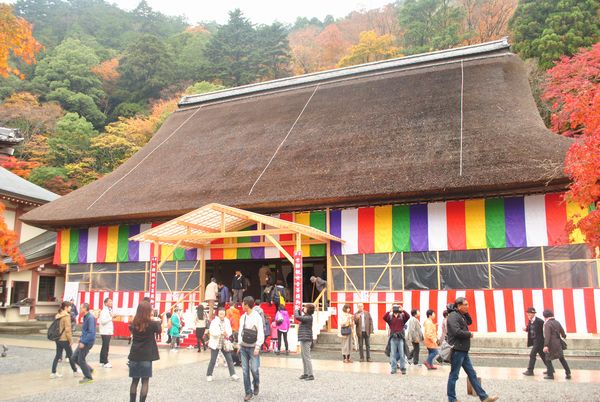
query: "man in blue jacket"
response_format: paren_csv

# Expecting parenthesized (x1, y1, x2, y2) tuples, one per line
(72, 303, 96, 384)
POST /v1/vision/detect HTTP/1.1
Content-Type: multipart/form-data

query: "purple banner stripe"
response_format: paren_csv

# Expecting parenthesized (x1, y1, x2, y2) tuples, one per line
(409, 204, 429, 252)
(128, 224, 140, 262)
(504, 197, 526, 247)
(330, 210, 342, 255)
(185, 248, 197, 260)
(78, 228, 88, 263)
(251, 237, 265, 259)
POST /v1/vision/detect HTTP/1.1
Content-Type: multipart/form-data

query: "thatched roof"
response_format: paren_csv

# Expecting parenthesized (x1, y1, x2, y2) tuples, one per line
(22, 39, 573, 229)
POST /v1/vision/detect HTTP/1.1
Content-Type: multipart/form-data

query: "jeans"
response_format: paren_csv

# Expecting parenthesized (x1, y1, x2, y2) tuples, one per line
(447, 350, 488, 402)
(277, 330, 288, 351)
(358, 332, 370, 360)
(72, 343, 93, 379)
(100, 335, 111, 364)
(300, 341, 313, 376)
(527, 343, 547, 371)
(389, 337, 406, 372)
(206, 348, 235, 376)
(52, 340, 77, 373)
(240, 346, 260, 396)
(427, 348, 440, 365)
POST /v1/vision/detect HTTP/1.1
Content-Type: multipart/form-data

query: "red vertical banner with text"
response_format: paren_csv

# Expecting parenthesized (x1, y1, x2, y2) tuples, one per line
(149, 256, 158, 309)
(294, 250, 303, 313)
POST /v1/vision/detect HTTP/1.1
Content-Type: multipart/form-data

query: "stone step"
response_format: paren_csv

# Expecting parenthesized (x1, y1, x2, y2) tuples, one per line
(0, 326, 46, 335)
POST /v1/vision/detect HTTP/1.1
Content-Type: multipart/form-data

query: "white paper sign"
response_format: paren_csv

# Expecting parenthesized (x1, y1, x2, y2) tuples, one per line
(63, 282, 79, 302)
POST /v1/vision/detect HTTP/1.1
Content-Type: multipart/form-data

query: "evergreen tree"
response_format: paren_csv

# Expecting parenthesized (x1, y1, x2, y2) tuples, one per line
(509, 0, 600, 69)
(256, 22, 292, 80)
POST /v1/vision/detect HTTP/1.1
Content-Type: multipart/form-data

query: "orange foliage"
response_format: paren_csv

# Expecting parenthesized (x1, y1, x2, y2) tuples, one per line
(315, 25, 351, 69)
(0, 201, 25, 272)
(0, 156, 40, 179)
(460, 0, 517, 44)
(91, 58, 120, 82)
(0, 4, 43, 79)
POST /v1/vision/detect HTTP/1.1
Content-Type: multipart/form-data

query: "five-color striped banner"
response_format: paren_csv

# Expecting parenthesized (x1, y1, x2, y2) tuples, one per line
(331, 288, 600, 334)
(54, 193, 589, 265)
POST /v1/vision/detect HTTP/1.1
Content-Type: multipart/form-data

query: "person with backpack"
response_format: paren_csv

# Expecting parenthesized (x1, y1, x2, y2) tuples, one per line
(295, 303, 315, 381)
(99, 297, 115, 368)
(275, 306, 290, 355)
(170, 308, 181, 350)
(239, 296, 265, 401)
(542, 309, 571, 380)
(272, 280, 286, 310)
(383, 303, 409, 374)
(50, 301, 78, 378)
(128, 300, 161, 402)
(72, 303, 96, 384)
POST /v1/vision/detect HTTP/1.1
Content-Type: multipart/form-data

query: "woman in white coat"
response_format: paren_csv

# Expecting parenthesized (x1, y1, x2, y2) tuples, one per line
(206, 307, 239, 382)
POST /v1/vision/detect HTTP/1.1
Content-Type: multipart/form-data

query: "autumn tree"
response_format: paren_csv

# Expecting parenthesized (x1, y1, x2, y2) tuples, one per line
(509, 0, 600, 69)
(91, 58, 120, 115)
(0, 201, 25, 272)
(338, 31, 401, 67)
(316, 25, 351, 69)
(289, 25, 321, 74)
(0, 4, 42, 79)
(0, 156, 39, 179)
(460, 0, 517, 44)
(542, 43, 600, 248)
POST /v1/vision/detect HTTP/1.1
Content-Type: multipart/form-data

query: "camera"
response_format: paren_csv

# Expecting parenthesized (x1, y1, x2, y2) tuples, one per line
(392, 306, 400, 314)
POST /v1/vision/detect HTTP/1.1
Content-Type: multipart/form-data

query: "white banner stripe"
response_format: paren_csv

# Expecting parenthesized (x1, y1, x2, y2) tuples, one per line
(524, 195, 548, 246)
(427, 202, 448, 251)
(532, 290, 544, 318)
(87, 227, 98, 263)
(552, 289, 566, 329)
(493, 290, 506, 333)
(341, 209, 359, 254)
(93, 292, 100, 310)
(572, 289, 587, 334)
(512, 290, 525, 333)
(437, 290, 447, 334)
(403, 291, 412, 314)
(139, 224, 152, 261)
(474, 291, 487, 333)
(420, 291, 429, 323)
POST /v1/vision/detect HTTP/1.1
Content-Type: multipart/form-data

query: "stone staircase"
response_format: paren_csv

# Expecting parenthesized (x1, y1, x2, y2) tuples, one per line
(0, 321, 49, 335)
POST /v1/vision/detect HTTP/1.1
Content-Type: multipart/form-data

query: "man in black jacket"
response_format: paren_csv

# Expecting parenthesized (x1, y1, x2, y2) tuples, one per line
(446, 297, 498, 402)
(522, 307, 547, 376)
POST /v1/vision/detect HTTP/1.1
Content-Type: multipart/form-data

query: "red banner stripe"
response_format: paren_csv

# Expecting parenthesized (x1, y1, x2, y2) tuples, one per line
(503, 289, 516, 332)
(584, 288, 597, 333)
(544, 193, 568, 245)
(446, 201, 466, 250)
(357, 207, 375, 254)
(562, 288, 576, 333)
(279, 213, 294, 257)
(484, 291, 496, 332)
(97, 226, 108, 263)
(465, 290, 477, 332)
(542, 289, 554, 313)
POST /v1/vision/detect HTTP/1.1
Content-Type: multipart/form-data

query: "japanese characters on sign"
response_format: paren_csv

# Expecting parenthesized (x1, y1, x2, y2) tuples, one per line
(293, 250, 303, 312)
(149, 256, 158, 309)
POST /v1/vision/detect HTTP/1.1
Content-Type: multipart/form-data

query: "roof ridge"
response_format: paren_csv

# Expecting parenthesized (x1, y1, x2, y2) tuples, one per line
(180, 38, 510, 107)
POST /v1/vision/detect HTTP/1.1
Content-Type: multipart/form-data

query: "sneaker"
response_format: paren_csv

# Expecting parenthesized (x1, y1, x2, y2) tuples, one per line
(50, 373, 62, 379)
(522, 370, 534, 376)
(253, 385, 259, 396)
(244, 395, 253, 401)
(79, 378, 93, 384)
(103, 362, 112, 368)
(401, 368, 407, 375)
(207, 376, 213, 382)
(299, 374, 308, 380)
(305, 375, 314, 381)
(544, 375, 554, 380)
(231, 374, 240, 381)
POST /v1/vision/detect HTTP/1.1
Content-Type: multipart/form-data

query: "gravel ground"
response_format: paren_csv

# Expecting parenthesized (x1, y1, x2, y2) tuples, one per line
(6, 359, 600, 402)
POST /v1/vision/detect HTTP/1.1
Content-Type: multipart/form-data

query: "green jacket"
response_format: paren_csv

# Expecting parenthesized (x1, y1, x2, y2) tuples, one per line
(170, 313, 181, 337)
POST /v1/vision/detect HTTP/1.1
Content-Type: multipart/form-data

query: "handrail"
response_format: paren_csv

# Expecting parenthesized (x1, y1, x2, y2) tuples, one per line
(313, 288, 327, 311)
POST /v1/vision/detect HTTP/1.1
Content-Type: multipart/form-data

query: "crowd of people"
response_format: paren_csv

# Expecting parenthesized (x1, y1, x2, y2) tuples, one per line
(47, 284, 570, 402)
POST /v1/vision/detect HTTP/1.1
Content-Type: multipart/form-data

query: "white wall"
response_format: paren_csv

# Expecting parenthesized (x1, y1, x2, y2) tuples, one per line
(20, 223, 45, 243)
(2, 208, 16, 231)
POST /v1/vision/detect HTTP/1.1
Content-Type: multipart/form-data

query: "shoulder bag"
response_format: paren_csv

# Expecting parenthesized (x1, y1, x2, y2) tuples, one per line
(242, 316, 258, 344)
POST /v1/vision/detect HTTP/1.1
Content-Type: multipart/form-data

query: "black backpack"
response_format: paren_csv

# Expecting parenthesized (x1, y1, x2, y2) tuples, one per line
(47, 318, 64, 341)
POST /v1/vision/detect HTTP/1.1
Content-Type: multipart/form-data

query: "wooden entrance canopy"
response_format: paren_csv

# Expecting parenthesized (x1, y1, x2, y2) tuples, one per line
(130, 203, 344, 265)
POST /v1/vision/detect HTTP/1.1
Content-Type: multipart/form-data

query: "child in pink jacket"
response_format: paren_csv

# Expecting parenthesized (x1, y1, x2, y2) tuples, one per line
(275, 306, 290, 354)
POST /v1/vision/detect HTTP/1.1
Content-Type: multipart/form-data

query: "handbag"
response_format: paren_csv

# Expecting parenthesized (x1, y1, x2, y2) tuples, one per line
(439, 340, 453, 362)
(340, 325, 352, 336)
(241, 316, 258, 344)
(223, 338, 234, 352)
(560, 338, 567, 350)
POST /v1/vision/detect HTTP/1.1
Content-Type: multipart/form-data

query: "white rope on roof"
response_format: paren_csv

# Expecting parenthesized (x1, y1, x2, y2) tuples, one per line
(248, 84, 320, 195)
(459, 59, 464, 177)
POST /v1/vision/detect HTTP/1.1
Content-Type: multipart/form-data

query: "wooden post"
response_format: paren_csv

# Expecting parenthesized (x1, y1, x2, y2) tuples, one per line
(199, 248, 206, 301)
(326, 208, 332, 331)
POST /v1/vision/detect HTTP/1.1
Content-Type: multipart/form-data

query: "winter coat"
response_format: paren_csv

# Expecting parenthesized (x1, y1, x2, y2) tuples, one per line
(295, 309, 314, 342)
(55, 311, 73, 343)
(543, 318, 566, 360)
(208, 317, 232, 350)
(205, 282, 219, 301)
(423, 318, 438, 349)
(99, 306, 114, 336)
(170, 313, 181, 337)
(128, 321, 161, 362)
(406, 316, 424, 344)
(353, 311, 374, 335)
(275, 310, 290, 332)
(79, 312, 96, 346)
(226, 307, 240, 332)
(526, 316, 545, 347)
(446, 310, 473, 352)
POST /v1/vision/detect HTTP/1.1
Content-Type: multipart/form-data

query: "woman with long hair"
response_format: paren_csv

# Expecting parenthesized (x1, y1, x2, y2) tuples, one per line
(128, 301, 161, 402)
(339, 304, 355, 363)
(50, 301, 78, 378)
(195, 304, 207, 352)
(206, 307, 238, 382)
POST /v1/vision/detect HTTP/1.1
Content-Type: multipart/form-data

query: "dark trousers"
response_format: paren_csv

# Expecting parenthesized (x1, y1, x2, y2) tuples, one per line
(52, 340, 77, 373)
(196, 328, 206, 350)
(100, 335, 111, 364)
(546, 356, 571, 376)
(240, 346, 260, 396)
(260, 286, 267, 303)
(206, 348, 235, 376)
(447, 350, 488, 402)
(277, 330, 289, 351)
(408, 342, 420, 364)
(358, 332, 370, 359)
(72, 343, 93, 379)
(527, 343, 547, 371)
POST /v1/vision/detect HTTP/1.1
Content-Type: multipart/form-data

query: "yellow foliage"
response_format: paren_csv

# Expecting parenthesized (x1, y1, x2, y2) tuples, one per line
(0, 4, 43, 79)
(337, 30, 401, 68)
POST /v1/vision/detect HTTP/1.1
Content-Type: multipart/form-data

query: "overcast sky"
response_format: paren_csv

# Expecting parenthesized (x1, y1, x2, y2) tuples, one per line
(110, 0, 393, 25)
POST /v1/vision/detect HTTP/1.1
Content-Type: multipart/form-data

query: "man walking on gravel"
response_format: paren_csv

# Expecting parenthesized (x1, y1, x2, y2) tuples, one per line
(446, 297, 498, 402)
(72, 303, 96, 384)
(239, 296, 264, 401)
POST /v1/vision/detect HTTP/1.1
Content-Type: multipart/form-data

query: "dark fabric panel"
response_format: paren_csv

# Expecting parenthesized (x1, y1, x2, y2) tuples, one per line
(491, 263, 543, 289)
(544, 244, 592, 260)
(347, 268, 364, 290)
(69, 264, 90, 273)
(346, 255, 363, 267)
(545, 261, 596, 288)
(91, 273, 116, 290)
(365, 253, 390, 266)
(92, 263, 117, 272)
(438, 249, 487, 263)
(441, 265, 488, 289)
(157, 272, 176, 291)
(365, 267, 390, 291)
(118, 273, 146, 291)
(178, 271, 200, 291)
(404, 266, 438, 290)
(489, 247, 541, 262)
(404, 251, 437, 265)
(119, 262, 146, 272)
(332, 269, 345, 291)
(391, 267, 403, 290)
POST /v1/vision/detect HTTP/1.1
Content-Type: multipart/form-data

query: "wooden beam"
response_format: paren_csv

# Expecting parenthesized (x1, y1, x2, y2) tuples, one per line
(176, 220, 219, 233)
(221, 212, 226, 232)
(265, 234, 294, 264)
(154, 228, 297, 242)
